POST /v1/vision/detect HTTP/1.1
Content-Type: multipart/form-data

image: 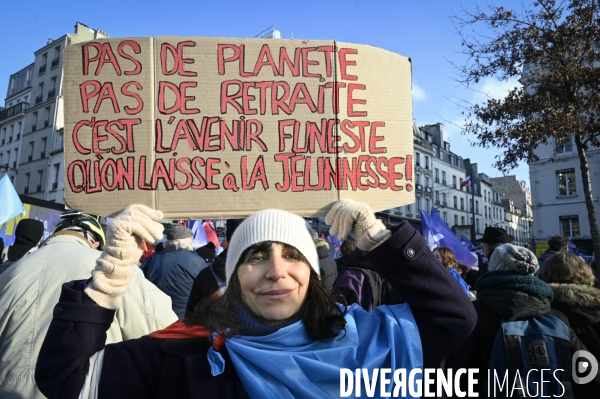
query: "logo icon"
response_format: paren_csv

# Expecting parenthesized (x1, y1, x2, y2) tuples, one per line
(572, 350, 598, 385)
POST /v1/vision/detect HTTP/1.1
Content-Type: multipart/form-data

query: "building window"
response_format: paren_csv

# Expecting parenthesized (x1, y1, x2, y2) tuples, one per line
(425, 198, 430, 211)
(555, 135, 574, 154)
(454, 196, 458, 209)
(454, 215, 458, 226)
(32, 112, 38, 130)
(41, 137, 47, 158)
(52, 46, 61, 67)
(415, 152, 421, 166)
(442, 193, 447, 205)
(461, 216, 465, 225)
(452, 175, 457, 188)
(435, 168, 439, 182)
(442, 171, 447, 184)
(37, 170, 44, 192)
(425, 156, 430, 170)
(24, 172, 30, 194)
(44, 107, 51, 127)
(443, 212, 448, 223)
(557, 169, 576, 196)
(28, 142, 34, 162)
(435, 191, 440, 203)
(475, 200, 479, 214)
(560, 215, 580, 237)
(476, 219, 480, 233)
(52, 163, 60, 190)
(425, 177, 430, 187)
(416, 174, 422, 185)
(406, 204, 412, 213)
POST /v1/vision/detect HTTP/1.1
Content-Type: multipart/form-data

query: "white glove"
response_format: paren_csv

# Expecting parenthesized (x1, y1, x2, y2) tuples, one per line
(325, 199, 391, 251)
(85, 205, 164, 309)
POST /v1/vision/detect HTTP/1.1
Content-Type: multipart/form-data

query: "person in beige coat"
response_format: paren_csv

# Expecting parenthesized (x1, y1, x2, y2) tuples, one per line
(0, 211, 177, 399)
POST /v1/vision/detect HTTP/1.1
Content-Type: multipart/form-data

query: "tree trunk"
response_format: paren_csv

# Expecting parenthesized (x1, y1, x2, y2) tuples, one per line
(574, 135, 600, 276)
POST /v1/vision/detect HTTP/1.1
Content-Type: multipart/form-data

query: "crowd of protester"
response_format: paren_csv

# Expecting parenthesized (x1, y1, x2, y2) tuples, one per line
(0, 204, 598, 398)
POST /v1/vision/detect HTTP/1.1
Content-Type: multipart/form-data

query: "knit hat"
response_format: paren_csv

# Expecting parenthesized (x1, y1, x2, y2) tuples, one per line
(225, 209, 319, 285)
(166, 226, 193, 240)
(488, 244, 539, 275)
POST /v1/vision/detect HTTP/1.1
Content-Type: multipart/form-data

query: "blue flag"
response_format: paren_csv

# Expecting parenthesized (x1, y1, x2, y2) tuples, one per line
(0, 175, 25, 225)
(421, 207, 477, 267)
(460, 235, 475, 251)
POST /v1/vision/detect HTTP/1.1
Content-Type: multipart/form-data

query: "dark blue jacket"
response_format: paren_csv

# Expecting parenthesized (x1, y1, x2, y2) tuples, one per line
(142, 247, 207, 318)
(36, 222, 477, 399)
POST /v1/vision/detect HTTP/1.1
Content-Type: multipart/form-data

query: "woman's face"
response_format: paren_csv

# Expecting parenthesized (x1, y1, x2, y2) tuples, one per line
(433, 249, 443, 263)
(237, 242, 311, 325)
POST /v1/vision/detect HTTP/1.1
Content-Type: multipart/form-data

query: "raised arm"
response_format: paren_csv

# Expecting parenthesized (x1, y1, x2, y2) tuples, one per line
(326, 199, 477, 368)
(35, 205, 164, 399)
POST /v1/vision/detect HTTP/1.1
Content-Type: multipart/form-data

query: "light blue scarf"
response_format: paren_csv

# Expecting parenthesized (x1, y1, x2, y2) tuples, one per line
(208, 303, 423, 398)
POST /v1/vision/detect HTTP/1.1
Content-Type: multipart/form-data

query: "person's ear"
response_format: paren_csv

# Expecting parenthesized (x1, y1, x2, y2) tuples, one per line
(91, 241, 100, 249)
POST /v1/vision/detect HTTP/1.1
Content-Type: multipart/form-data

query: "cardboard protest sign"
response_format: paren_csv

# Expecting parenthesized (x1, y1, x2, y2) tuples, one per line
(63, 37, 414, 218)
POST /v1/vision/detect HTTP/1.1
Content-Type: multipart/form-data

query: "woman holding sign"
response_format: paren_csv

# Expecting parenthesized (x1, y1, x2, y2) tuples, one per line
(35, 199, 476, 398)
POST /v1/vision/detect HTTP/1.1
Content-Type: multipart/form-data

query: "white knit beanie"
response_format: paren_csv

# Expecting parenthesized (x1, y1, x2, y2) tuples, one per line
(225, 209, 319, 286)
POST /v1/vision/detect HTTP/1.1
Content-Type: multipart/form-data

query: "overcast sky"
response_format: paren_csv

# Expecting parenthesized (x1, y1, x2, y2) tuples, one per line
(0, 0, 530, 183)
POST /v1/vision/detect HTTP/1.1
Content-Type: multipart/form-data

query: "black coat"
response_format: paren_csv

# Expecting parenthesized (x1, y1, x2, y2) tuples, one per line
(446, 283, 588, 397)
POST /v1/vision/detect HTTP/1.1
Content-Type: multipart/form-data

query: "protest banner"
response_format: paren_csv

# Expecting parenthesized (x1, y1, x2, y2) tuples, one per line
(63, 37, 414, 218)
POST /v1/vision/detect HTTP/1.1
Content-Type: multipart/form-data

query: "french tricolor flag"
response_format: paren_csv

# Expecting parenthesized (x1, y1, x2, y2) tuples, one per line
(461, 175, 472, 187)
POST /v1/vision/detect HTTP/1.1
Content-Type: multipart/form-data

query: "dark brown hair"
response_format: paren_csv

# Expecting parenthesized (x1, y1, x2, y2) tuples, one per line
(538, 252, 595, 286)
(433, 246, 460, 273)
(185, 241, 347, 341)
(548, 235, 570, 252)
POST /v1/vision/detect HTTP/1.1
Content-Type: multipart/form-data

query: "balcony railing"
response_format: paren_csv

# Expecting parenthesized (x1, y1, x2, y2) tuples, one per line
(416, 184, 423, 191)
(442, 201, 448, 207)
(51, 57, 60, 68)
(425, 187, 432, 193)
(442, 179, 447, 185)
(44, 120, 50, 127)
(39, 64, 46, 74)
(36, 184, 42, 192)
(435, 199, 440, 205)
(435, 177, 439, 183)
(47, 88, 56, 99)
(0, 102, 29, 121)
(35, 95, 43, 104)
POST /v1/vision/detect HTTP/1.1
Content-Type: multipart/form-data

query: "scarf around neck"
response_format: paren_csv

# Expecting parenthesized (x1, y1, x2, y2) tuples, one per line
(210, 303, 423, 398)
(477, 270, 554, 301)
